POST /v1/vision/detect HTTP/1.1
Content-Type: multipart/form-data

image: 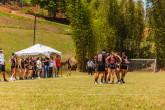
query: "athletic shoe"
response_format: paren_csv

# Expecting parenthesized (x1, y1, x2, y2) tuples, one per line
(116, 81, 120, 84)
(15, 77, 18, 80)
(38, 77, 41, 79)
(100, 82, 104, 84)
(94, 81, 98, 84)
(111, 80, 114, 84)
(10, 77, 14, 81)
(4, 79, 9, 82)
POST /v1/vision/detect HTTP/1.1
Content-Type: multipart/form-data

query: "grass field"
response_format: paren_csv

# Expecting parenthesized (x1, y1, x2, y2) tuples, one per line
(0, 72, 164, 110)
(0, 10, 75, 69)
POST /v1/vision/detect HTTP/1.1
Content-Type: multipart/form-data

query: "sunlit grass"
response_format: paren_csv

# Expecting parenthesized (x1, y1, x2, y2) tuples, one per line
(0, 72, 164, 109)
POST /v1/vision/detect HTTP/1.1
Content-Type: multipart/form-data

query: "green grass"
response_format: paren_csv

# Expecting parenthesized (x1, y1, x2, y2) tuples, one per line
(0, 10, 75, 69)
(0, 72, 164, 109)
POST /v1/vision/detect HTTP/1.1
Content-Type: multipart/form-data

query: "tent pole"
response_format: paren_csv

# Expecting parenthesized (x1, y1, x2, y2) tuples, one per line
(33, 14, 37, 45)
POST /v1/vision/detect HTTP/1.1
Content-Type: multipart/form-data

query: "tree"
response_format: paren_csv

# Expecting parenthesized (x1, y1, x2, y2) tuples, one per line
(147, 0, 165, 69)
(30, 0, 66, 18)
(67, 0, 96, 71)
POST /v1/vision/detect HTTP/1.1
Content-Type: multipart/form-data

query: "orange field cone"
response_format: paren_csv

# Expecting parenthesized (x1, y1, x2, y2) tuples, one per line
(134, 69, 136, 73)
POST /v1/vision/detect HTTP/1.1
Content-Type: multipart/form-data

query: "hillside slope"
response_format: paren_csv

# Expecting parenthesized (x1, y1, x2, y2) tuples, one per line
(0, 11, 75, 70)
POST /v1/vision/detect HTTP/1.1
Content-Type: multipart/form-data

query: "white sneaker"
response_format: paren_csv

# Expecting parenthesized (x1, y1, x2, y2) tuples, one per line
(10, 77, 14, 81)
(38, 77, 40, 79)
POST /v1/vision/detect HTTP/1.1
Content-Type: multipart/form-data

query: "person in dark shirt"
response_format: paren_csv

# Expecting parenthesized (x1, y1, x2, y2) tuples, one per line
(115, 52, 122, 84)
(43, 55, 50, 78)
(104, 53, 110, 83)
(106, 52, 121, 84)
(28, 57, 35, 79)
(24, 55, 30, 80)
(94, 49, 107, 84)
(120, 52, 129, 83)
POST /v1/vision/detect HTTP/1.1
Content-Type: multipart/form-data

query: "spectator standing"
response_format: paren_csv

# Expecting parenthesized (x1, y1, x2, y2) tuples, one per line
(0, 49, 8, 82)
(49, 55, 54, 77)
(43, 55, 50, 78)
(37, 54, 44, 77)
(55, 55, 61, 77)
(37, 57, 42, 79)
(86, 58, 94, 76)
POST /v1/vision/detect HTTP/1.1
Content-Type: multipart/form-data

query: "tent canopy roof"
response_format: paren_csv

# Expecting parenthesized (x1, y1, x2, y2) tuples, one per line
(14, 44, 62, 58)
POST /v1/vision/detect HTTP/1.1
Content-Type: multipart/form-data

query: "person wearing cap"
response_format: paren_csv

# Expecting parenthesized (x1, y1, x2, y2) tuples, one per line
(120, 52, 129, 83)
(94, 49, 107, 84)
(43, 55, 50, 78)
(0, 49, 8, 82)
(86, 58, 94, 76)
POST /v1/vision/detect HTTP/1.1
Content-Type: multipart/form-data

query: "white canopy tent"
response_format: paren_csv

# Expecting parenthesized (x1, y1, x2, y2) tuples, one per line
(14, 44, 62, 59)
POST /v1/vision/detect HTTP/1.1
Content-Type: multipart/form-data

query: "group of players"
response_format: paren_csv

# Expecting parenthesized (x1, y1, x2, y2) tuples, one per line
(94, 49, 129, 84)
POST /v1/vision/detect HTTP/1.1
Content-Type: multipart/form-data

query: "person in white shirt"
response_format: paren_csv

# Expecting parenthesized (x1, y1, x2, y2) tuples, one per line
(37, 57, 42, 79)
(0, 49, 8, 82)
(49, 55, 54, 77)
(86, 58, 94, 76)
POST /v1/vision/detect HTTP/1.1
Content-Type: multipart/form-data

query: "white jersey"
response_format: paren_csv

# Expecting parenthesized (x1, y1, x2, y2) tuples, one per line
(37, 60, 42, 69)
(0, 53, 5, 65)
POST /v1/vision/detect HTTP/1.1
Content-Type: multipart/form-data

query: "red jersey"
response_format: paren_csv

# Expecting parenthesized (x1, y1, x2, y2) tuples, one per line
(56, 58, 61, 66)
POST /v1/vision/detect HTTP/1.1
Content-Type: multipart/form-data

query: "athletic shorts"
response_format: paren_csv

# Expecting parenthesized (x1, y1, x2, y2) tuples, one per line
(29, 67, 34, 70)
(57, 66, 60, 70)
(11, 64, 15, 68)
(121, 65, 127, 69)
(25, 65, 29, 69)
(97, 65, 105, 72)
(116, 64, 120, 69)
(0, 65, 5, 72)
(19, 65, 25, 69)
(105, 64, 108, 68)
(109, 64, 116, 69)
(68, 65, 71, 69)
(37, 67, 42, 71)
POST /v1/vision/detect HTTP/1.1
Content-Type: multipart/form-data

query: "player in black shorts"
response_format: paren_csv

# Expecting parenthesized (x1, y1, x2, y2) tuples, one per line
(24, 55, 30, 79)
(10, 54, 18, 81)
(104, 53, 110, 83)
(106, 52, 121, 84)
(28, 57, 35, 79)
(19, 55, 25, 80)
(94, 49, 106, 84)
(120, 52, 129, 83)
(15, 54, 18, 80)
(115, 52, 122, 84)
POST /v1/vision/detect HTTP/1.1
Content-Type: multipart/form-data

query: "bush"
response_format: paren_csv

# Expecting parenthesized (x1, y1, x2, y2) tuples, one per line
(25, 8, 34, 14)
(36, 9, 44, 17)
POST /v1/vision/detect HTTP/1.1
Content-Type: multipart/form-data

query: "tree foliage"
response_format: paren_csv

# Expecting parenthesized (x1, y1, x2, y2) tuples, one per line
(30, 0, 66, 17)
(67, 0, 96, 71)
(146, 0, 165, 69)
